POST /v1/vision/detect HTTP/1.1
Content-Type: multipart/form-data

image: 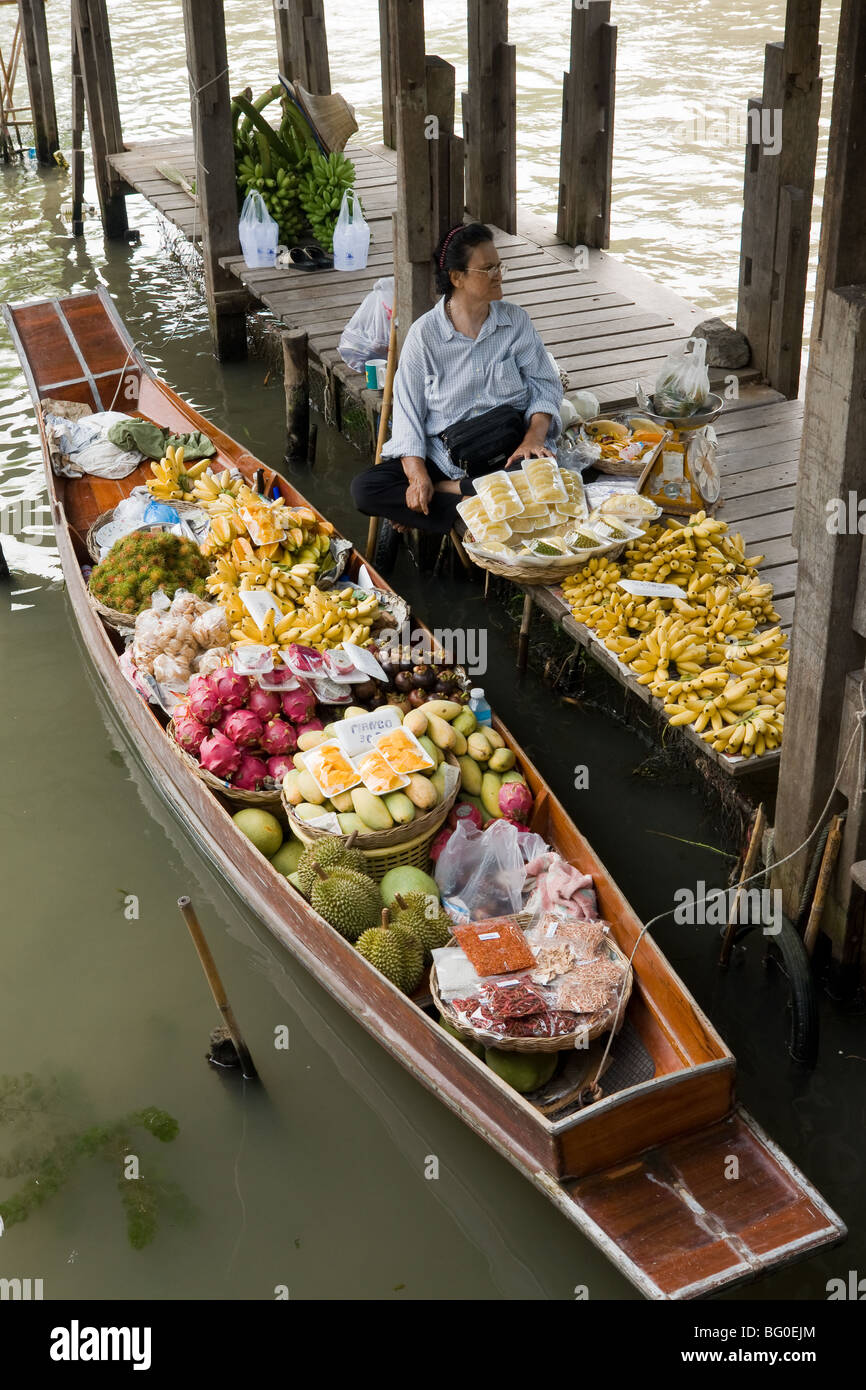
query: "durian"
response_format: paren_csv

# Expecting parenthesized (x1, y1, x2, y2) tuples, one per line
(391, 892, 453, 963)
(389, 924, 424, 993)
(297, 836, 370, 898)
(310, 868, 382, 941)
(356, 910, 424, 993)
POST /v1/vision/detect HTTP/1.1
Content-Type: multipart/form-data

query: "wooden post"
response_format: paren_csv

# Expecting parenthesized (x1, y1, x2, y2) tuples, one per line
(70, 13, 84, 236)
(18, 0, 58, 163)
(557, 1, 616, 251)
(464, 0, 516, 233)
(389, 0, 434, 350)
(72, 0, 127, 238)
(425, 55, 464, 243)
(282, 329, 309, 467)
(273, 0, 330, 92)
(378, 0, 396, 148)
(178, 897, 258, 1080)
(736, 2, 822, 398)
(181, 0, 247, 362)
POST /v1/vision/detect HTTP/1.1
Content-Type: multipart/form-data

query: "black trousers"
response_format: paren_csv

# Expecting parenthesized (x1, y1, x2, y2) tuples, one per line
(351, 457, 476, 535)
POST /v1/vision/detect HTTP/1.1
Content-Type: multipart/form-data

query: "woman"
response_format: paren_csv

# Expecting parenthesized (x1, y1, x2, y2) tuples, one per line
(351, 222, 562, 539)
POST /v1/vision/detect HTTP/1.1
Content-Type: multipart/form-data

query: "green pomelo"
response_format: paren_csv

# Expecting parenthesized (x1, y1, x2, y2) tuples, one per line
(269, 840, 304, 877)
(379, 865, 440, 907)
(484, 1048, 558, 1094)
(439, 1014, 485, 1058)
(233, 808, 283, 858)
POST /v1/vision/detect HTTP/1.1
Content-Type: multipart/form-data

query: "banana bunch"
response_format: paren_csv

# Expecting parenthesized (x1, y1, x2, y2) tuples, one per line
(146, 445, 209, 501)
(229, 584, 379, 652)
(560, 511, 788, 759)
(191, 469, 244, 505)
(298, 150, 356, 251)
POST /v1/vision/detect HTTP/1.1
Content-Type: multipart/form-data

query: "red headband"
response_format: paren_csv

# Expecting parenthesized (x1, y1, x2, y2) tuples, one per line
(439, 225, 463, 269)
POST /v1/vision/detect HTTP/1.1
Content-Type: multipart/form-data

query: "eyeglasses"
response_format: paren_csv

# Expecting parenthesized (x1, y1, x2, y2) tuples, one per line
(464, 263, 507, 280)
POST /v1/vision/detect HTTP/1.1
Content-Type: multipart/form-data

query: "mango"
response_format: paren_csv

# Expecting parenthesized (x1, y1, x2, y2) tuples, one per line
(343, 706, 368, 720)
(457, 754, 483, 796)
(426, 711, 457, 751)
(451, 728, 468, 756)
(282, 770, 303, 806)
(500, 770, 526, 785)
(384, 791, 416, 824)
(421, 699, 463, 722)
(488, 746, 516, 773)
(483, 727, 505, 750)
(405, 773, 438, 811)
(296, 770, 325, 805)
(418, 735, 442, 766)
(295, 802, 327, 822)
(297, 729, 326, 751)
(402, 707, 428, 738)
(330, 790, 355, 813)
(351, 786, 394, 831)
(481, 770, 504, 819)
(337, 812, 367, 836)
(430, 765, 448, 802)
(452, 708, 477, 736)
(467, 731, 493, 763)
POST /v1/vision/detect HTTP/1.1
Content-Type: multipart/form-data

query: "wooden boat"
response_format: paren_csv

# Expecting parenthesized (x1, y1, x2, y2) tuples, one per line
(4, 288, 845, 1300)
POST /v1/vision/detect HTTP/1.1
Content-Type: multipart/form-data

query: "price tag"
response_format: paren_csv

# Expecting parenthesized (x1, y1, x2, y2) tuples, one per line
(617, 580, 687, 598)
(336, 706, 403, 757)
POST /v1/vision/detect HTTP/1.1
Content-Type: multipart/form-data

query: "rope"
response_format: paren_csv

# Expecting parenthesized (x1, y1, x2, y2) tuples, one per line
(589, 671, 866, 1091)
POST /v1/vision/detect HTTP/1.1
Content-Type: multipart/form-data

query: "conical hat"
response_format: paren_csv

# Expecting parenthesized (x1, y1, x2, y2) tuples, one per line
(292, 81, 358, 153)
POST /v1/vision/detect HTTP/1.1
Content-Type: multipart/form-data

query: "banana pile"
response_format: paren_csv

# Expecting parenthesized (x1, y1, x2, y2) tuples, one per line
(221, 581, 380, 653)
(560, 511, 787, 759)
(299, 150, 356, 251)
(146, 445, 210, 501)
(194, 478, 333, 567)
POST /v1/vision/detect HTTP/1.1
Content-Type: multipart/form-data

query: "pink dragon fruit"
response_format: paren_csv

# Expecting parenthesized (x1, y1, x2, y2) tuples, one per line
(220, 708, 264, 749)
(429, 827, 454, 863)
(280, 686, 316, 723)
(449, 801, 483, 832)
(266, 754, 295, 780)
(210, 668, 251, 712)
(173, 707, 209, 756)
(295, 717, 324, 739)
(187, 673, 223, 726)
(247, 686, 282, 720)
(498, 782, 533, 823)
(199, 730, 242, 779)
(259, 717, 296, 756)
(232, 753, 270, 791)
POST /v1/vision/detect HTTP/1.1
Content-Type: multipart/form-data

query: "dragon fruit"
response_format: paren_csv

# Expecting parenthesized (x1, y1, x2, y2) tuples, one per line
(210, 668, 251, 712)
(498, 782, 533, 823)
(295, 717, 324, 740)
(429, 827, 454, 863)
(280, 686, 316, 723)
(173, 707, 209, 756)
(267, 754, 295, 780)
(221, 708, 264, 749)
(199, 730, 242, 779)
(247, 686, 282, 720)
(449, 801, 483, 832)
(259, 717, 296, 756)
(233, 753, 270, 791)
(187, 673, 223, 726)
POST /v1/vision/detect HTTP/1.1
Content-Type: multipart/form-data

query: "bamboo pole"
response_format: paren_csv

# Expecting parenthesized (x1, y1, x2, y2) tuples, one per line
(365, 316, 398, 561)
(720, 803, 766, 967)
(803, 815, 845, 956)
(177, 896, 258, 1079)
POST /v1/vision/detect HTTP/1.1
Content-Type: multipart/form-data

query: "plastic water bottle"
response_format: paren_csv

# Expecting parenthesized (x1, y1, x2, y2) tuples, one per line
(469, 687, 492, 726)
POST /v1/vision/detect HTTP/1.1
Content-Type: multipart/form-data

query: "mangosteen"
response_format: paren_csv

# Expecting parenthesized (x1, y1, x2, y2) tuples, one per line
(434, 668, 459, 692)
(379, 654, 400, 680)
(407, 687, 428, 708)
(398, 647, 414, 671)
(394, 670, 415, 693)
(352, 678, 378, 702)
(411, 663, 436, 690)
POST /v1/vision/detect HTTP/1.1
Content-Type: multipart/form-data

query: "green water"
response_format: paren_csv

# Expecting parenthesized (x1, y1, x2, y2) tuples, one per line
(0, 0, 860, 1302)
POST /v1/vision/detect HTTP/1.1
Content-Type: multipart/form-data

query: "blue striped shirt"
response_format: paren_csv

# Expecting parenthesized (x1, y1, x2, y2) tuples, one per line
(381, 297, 562, 479)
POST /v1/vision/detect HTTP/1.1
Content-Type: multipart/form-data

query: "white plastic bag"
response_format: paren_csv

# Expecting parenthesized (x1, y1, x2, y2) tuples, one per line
(332, 189, 370, 272)
(652, 337, 710, 418)
(434, 820, 527, 922)
(338, 276, 394, 371)
(239, 190, 279, 268)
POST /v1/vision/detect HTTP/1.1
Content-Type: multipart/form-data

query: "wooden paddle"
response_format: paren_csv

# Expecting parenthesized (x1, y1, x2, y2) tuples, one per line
(365, 316, 399, 562)
(178, 896, 258, 1079)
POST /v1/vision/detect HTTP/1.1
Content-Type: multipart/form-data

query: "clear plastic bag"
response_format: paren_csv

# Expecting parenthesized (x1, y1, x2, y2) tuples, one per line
(338, 276, 393, 371)
(239, 190, 279, 268)
(434, 820, 527, 922)
(333, 189, 370, 272)
(652, 337, 710, 418)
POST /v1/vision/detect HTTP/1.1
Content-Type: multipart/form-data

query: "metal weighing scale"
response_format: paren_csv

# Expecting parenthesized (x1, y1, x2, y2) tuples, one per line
(636, 392, 724, 515)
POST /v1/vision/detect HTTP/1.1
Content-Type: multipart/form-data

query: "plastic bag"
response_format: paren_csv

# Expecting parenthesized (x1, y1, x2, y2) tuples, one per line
(652, 337, 710, 418)
(338, 276, 393, 371)
(239, 190, 279, 269)
(333, 189, 370, 272)
(434, 820, 527, 922)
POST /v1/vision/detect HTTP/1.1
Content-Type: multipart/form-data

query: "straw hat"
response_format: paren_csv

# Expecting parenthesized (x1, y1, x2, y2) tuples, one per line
(292, 81, 358, 153)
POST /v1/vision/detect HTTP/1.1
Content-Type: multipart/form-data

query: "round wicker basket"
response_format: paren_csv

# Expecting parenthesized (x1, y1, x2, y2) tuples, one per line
(430, 926, 633, 1054)
(166, 719, 286, 812)
(86, 587, 138, 633)
(461, 536, 621, 585)
(86, 502, 203, 562)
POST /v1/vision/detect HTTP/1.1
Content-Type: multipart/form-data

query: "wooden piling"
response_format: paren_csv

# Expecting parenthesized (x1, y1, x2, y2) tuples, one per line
(274, 0, 330, 94)
(557, 0, 616, 251)
(425, 55, 464, 243)
(464, 0, 516, 234)
(378, 0, 396, 148)
(178, 896, 258, 1080)
(389, 0, 434, 349)
(736, 2, 822, 399)
(282, 328, 309, 467)
(70, 12, 84, 236)
(181, 0, 248, 362)
(71, 0, 127, 238)
(18, 0, 58, 164)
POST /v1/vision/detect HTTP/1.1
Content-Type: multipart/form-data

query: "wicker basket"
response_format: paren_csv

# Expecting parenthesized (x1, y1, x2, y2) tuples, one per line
(86, 586, 138, 634)
(430, 924, 633, 1053)
(282, 753, 459, 879)
(86, 503, 203, 562)
(462, 536, 621, 585)
(166, 719, 286, 812)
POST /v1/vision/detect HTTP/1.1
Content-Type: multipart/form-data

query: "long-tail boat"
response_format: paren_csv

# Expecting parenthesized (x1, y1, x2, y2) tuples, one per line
(3, 288, 845, 1299)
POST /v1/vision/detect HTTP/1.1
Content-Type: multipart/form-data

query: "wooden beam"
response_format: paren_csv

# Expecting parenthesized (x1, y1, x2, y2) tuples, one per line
(274, 0, 330, 94)
(465, 0, 516, 233)
(71, 0, 127, 238)
(182, 0, 247, 361)
(18, 0, 58, 163)
(812, 0, 866, 342)
(774, 286, 866, 956)
(70, 12, 84, 235)
(389, 0, 433, 349)
(557, 1, 616, 251)
(425, 55, 460, 243)
(378, 0, 396, 148)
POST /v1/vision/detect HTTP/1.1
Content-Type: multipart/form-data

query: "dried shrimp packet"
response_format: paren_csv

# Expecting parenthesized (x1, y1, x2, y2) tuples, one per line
(453, 916, 535, 976)
(457, 496, 513, 544)
(545, 955, 625, 1014)
(472, 470, 523, 522)
(522, 458, 568, 505)
(475, 975, 549, 1019)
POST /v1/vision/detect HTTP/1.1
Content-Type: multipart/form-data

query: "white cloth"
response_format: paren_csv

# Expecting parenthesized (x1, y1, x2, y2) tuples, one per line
(44, 410, 142, 479)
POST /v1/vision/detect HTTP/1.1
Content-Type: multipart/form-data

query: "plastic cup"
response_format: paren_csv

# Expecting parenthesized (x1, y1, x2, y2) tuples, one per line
(365, 359, 387, 389)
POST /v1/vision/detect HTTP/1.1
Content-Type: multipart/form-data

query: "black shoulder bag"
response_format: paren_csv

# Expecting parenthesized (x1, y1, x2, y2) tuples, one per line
(439, 405, 525, 477)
